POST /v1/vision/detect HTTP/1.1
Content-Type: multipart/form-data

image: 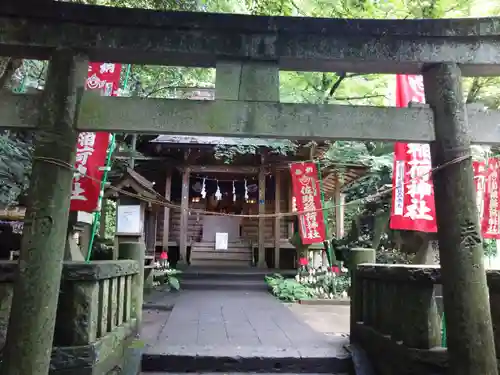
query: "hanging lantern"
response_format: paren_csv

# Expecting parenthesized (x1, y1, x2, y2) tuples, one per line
(233, 181, 236, 202)
(215, 180, 222, 201)
(201, 177, 206, 199)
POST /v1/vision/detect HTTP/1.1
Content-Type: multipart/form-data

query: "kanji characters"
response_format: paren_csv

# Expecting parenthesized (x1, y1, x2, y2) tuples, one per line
(404, 143, 435, 222)
(100, 63, 115, 74)
(71, 182, 87, 201)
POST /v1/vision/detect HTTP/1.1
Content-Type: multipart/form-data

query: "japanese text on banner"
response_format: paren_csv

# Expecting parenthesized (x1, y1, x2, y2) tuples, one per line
(70, 132, 110, 212)
(289, 163, 326, 244)
(390, 74, 437, 233)
(482, 159, 500, 239)
(70, 62, 121, 212)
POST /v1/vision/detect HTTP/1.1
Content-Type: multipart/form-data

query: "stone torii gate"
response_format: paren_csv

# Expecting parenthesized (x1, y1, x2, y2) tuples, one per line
(1, 2, 500, 375)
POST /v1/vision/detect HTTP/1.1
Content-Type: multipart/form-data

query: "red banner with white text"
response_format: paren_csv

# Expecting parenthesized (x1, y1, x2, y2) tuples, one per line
(290, 163, 326, 244)
(390, 75, 437, 232)
(69, 63, 121, 212)
(481, 159, 500, 239)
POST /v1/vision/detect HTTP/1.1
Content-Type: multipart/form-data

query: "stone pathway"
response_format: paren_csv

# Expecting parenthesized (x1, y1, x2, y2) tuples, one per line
(144, 290, 348, 352)
(287, 303, 350, 336)
(141, 290, 351, 373)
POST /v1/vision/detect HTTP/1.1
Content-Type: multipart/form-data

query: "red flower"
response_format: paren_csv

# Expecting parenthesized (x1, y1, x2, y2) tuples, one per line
(330, 265, 340, 274)
(299, 257, 308, 266)
(160, 251, 168, 260)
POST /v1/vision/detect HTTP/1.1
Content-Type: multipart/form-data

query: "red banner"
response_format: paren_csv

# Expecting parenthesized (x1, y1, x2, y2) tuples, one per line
(390, 75, 437, 232)
(390, 142, 437, 232)
(69, 63, 121, 212)
(482, 159, 500, 239)
(86, 62, 122, 96)
(70, 132, 110, 212)
(290, 163, 326, 244)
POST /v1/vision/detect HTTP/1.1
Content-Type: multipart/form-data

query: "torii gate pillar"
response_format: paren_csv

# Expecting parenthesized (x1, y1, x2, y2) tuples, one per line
(424, 63, 498, 375)
(0, 51, 87, 375)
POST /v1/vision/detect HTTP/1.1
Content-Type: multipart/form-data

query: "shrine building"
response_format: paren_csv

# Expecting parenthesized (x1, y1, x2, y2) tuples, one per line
(125, 134, 368, 269)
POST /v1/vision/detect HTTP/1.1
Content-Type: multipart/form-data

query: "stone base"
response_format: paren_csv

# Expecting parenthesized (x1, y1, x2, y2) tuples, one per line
(48, 321, 137, 375)
(142, 345, 352, 373)
(298, 298, 350, 306)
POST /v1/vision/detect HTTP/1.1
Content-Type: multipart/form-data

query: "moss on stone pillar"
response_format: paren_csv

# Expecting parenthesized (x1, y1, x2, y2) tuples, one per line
(0, 51, 87, 375)
(424, 63, 497, 375)
(349, 248, 375, 333)
(118, 239, 145, 326)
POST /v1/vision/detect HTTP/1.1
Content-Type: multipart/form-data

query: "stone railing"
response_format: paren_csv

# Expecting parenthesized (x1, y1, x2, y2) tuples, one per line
(0, 260, 140, 374)
(350, 264, 449, 374)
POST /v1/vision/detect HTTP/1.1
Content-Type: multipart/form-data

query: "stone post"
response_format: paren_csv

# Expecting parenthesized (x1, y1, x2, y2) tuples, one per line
(424, 63, 498, 375)
(1, 51, 87, 375)
(349, 248, 375, 333)
(119, 238, 145, 326)
(215, 60, 279, 269)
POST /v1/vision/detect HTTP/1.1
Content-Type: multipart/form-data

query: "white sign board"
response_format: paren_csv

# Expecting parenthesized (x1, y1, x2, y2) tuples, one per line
(116, 205, 142, 235)
(215, 232, 228, 250)
(77, 211, 94, 224)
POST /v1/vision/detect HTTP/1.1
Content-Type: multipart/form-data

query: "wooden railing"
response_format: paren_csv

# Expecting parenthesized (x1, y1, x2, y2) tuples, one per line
(350, 264, 450, 374)
(0, 260, 140, 371)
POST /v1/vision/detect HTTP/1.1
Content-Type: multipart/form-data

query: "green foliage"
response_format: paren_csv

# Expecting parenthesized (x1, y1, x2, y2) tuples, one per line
(264, 274, 315, 302)
(213, 138, 298, 163)
(484, 239, 498, 258)
(153, 261, 182, 291)
(104, 200, 117, 239)
(0, 133, 32, 206)
(265, 268, 350, 301)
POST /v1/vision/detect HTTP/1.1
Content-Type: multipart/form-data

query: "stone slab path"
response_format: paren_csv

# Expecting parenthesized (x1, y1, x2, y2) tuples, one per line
(142, 290, 349, 358)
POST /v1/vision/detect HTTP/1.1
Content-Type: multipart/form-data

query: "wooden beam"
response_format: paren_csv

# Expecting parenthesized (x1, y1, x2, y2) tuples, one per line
(334, 174, 345, 239)
(1, 2, 500, 75)
(3, 92, 500, 144)
(179, 166, 190, 266)
(257, 165, 266, 268)
(182, 165, 260, 174)
(162, 168, 172, 250)
(274, 169, 281, 269)
(287, 175, 294, 238)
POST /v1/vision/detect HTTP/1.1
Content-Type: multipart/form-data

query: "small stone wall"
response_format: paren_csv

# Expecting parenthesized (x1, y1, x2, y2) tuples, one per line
(0, 260, 140, 374)
(350, 264, 500, 375)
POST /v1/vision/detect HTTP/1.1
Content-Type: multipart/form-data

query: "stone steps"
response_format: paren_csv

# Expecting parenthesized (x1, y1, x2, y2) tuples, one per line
(181, 278, 268, 291)
(142, 373, 350, 374)
(141, 348, 353, 373)
(178, 266, 287, 291)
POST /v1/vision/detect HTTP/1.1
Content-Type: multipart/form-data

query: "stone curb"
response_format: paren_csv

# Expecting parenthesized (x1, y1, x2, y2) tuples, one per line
(141, 354, 352, 373)
(298, 299, 350, 306)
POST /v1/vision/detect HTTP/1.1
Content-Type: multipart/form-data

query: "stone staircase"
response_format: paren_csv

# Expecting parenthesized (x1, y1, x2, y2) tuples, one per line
(189, 241, 253, 268)
(179, 266, 294, 291)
